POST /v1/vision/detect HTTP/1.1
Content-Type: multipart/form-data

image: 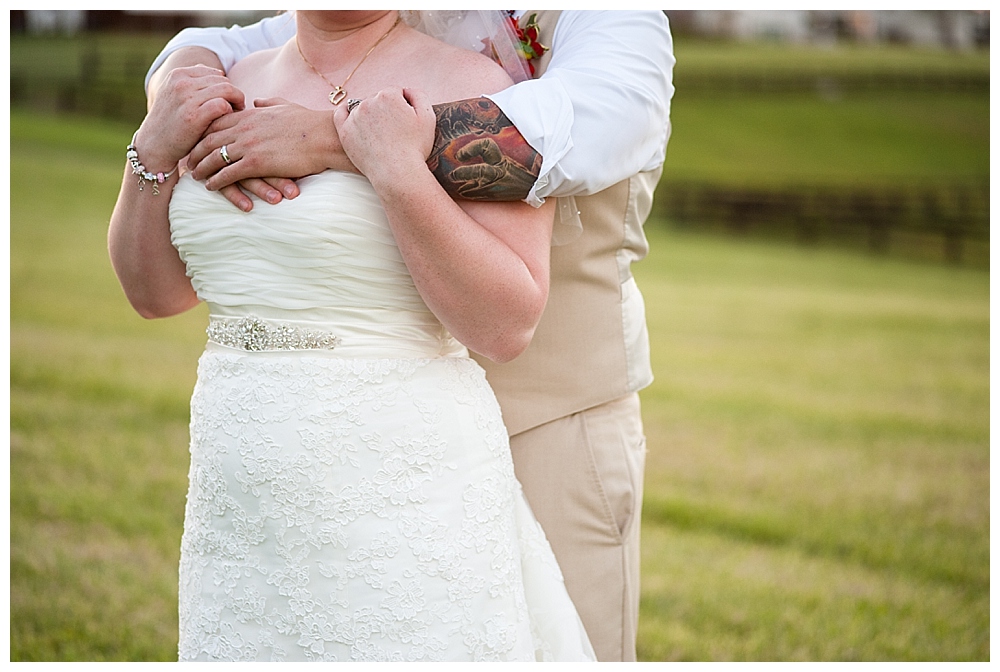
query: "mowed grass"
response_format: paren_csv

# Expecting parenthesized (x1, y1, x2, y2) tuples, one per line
(10, 111, 989, 661)
(662, 91, 989, 188)
(11, 110, 208, 661)
(672, 39, 989, 80)
(633, 228, 988, 660)
(664, 39, 988, 189)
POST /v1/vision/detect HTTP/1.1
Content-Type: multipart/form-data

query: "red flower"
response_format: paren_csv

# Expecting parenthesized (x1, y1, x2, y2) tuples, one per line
(506, 11, 549, 77)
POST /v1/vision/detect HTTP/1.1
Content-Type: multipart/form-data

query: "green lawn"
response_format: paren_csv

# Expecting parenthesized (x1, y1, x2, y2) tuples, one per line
(663, 91, 989, 188)
(11, 111, 207, 661)
(633, 228, 988, 660)
(10, 32, 176, 83)
(672, 39, 989, 80)
(10, 112, 988, 661)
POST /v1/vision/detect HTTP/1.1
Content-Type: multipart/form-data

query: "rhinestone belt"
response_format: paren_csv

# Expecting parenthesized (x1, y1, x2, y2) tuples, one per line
(207, 315, 341, 352)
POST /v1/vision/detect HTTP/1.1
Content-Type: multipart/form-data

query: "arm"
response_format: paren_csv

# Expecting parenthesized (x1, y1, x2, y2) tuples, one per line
(485, 10, 676, 203)
(147, 47, 224, 110)
(109, 66, 244, 319)
(336, 88, 554, 363)
(144, 14, 295, 92)
(188, 97, 540, 202)
(145, 15, 300, 211)
(427, 98, 541, 201)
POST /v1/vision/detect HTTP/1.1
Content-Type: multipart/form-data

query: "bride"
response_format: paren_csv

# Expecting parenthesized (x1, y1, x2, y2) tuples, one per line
(108, 10, 594, 662)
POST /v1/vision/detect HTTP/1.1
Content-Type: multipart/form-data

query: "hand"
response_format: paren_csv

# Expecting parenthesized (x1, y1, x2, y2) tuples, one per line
(134, 65, 245, 172)
(333, 87, 436, 189)
(188, 98, 348, 210)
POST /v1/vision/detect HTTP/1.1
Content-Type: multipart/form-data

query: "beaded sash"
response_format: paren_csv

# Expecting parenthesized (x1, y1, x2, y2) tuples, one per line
(207, 315, 341, 352)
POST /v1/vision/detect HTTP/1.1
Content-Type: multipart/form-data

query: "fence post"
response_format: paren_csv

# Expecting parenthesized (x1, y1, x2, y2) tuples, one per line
(944, 186, 968, 264)
(796, 188, 821, 245)
(79, 44, 99, 85)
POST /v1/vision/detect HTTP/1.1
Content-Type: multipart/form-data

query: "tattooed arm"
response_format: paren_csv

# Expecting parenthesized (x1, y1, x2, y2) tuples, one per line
(429, 98, 541, 202)
(184, 93, 542, 206)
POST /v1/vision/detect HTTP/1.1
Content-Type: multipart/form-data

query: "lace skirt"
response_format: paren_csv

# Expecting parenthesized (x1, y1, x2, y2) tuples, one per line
(177, 347, 594, 661)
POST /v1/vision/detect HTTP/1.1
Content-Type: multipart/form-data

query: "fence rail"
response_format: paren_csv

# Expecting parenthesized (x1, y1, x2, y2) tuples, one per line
(675, 71, 989, 95)
(656, 181, 989, 265)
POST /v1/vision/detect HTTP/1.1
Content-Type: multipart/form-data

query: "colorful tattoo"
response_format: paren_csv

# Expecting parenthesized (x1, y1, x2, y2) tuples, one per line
(428, 98, 542, 202)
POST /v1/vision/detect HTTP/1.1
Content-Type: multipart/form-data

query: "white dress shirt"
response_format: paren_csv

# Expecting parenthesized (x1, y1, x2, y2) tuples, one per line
(145, 10, 675, 206)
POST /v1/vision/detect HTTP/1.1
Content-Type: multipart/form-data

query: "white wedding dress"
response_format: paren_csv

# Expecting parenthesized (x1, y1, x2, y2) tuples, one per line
(167, 171, 595, 662)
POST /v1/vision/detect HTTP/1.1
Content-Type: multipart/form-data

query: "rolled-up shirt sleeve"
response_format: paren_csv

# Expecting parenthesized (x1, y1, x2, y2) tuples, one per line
(486, 10, 675, 205)
(144, 13, 296, 92)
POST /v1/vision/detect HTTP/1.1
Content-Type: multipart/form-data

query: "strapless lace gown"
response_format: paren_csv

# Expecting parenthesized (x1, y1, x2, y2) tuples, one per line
(167, 172, 594, 662)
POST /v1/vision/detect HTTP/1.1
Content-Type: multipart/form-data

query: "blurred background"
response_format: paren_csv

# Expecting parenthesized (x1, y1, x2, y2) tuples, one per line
(10, 10, 990, 661)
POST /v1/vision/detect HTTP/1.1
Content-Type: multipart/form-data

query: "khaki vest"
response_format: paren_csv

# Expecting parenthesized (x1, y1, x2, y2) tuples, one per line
(472, 10, 662, 436)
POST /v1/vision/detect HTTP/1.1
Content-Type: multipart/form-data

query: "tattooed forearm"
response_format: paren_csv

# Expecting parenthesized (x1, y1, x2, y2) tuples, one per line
(428, 98, 542, 202)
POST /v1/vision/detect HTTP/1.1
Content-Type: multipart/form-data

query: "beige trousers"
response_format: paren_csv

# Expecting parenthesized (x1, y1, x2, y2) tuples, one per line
(509, 393, 646, 662)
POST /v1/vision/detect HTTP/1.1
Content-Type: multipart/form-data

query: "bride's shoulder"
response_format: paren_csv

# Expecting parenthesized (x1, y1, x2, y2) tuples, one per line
(399, 27, 514, 100)
(228, 46, 282, 89)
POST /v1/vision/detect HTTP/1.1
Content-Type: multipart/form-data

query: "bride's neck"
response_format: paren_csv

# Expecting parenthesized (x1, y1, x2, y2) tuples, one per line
(294, 11, 399, 65)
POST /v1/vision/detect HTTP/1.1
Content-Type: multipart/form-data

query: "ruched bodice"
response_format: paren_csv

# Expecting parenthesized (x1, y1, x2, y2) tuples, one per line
(171, 170, 428, 314)
(169, 171, 459, 357)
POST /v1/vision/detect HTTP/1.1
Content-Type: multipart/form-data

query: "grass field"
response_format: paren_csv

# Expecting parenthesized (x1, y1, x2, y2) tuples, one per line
(672, 38, 989, 80)
(9, 111, 989, 661)
(665, 38, 989, 189)
(632, 229, 989, 660)
(663, 91, 988, 188)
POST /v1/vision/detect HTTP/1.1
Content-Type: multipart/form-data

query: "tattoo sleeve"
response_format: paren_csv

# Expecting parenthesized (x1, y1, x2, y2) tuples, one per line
(428, 98, 542, 202)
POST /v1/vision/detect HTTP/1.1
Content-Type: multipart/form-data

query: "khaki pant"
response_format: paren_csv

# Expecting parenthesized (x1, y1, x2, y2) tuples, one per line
(509, 393, 646, 662)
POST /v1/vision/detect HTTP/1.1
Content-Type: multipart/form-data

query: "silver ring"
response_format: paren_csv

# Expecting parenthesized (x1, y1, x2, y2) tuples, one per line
(346, 98, 361, 114)
(220, 144, 232, 164)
